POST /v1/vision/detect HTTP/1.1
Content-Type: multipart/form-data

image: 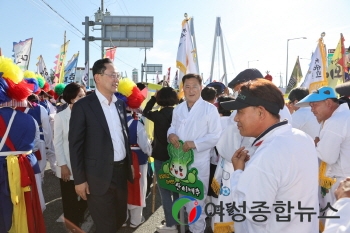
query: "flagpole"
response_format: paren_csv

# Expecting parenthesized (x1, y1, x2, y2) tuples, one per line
(190, 17, 200, 75)
(59, 31, 67, 83)
(341, 33, 346, 83)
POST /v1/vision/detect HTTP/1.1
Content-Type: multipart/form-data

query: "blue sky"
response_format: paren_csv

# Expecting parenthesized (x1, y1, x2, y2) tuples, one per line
(1, 0, 350, 87)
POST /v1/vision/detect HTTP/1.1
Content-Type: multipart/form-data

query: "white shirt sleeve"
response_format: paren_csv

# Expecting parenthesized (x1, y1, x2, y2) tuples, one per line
(317, 127, 342, 165)
(40, 105, 53, 148)
(137, 121, 152, 155)
(193, 108, 222, 152)
(32, 117, 41, 152)
(167, 107, 178, 139)
(230, 163, 279, 232)
(291, 110, 305, 129)
(54, 113, 66, 166)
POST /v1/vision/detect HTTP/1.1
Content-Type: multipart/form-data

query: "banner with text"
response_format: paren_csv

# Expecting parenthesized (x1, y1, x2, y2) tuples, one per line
(13, 38, 33, 71)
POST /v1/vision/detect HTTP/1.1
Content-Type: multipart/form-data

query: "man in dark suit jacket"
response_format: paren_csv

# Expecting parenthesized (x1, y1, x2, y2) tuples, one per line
(69, 58, 133, 233)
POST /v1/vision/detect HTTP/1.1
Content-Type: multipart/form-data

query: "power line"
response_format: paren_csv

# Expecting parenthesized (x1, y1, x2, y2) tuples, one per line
(27, 0, 84, 42)
(37, 0, 101, 50)
(121, 0, 130, 15)
(39, 0, 84, 36)
(34, 0, 135, 68)
(116, 0, 126, 15)
(61, 0, 85, 21)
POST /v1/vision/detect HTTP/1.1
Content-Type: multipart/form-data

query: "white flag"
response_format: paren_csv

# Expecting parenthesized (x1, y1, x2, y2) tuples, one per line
(63, 53, 79, 84)
(176, 18, 198, 88)
(82, 61, 89, 87)
(13, 38, 33, 71)
(300, 37, 328, 92)
(36, 55, 51, 84)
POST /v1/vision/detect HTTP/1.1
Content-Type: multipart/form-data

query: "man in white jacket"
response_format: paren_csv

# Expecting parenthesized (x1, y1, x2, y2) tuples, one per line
(168, 74, 222, 233)
(221, 78, 319, 233)
(295, 86, 350, 227)
(324, 177, 350, 233)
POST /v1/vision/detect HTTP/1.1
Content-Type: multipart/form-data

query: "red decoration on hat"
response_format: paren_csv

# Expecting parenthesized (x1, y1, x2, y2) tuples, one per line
(34, 88, 41, 95)
(5, 78, 32, 101)
(264, 71, 273, 82)
(24, 79, 35, 93)
(42, 82, 50, 92)
(127, 86, 145, 109)
(47, 90, 58, 100)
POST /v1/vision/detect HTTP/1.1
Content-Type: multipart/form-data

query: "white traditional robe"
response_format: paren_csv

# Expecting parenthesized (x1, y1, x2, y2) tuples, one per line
(324, 198, 350, 233)
(167, 97, 222, 233)
(292, 106, 320, 139)
(230, 123, 319, 233)
(317, 103, 350, 220)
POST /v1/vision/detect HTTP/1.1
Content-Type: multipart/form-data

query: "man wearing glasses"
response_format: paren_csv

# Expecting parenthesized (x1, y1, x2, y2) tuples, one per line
(69, 58, 134, 232)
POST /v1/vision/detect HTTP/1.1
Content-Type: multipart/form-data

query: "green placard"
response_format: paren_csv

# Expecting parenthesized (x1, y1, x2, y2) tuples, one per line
(157, 140, 204, 200)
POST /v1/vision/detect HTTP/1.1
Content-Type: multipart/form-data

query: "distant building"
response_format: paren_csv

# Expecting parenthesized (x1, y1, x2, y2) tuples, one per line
(132, 68, 138, 83)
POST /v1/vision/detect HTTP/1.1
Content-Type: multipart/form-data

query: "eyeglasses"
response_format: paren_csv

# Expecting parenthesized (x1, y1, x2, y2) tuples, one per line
(101, 72, 120, 79)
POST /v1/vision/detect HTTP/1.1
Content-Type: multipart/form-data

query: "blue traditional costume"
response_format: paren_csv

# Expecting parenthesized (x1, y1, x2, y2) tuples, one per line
(0, 57, 46, 233)
(116, 78, 152, 228)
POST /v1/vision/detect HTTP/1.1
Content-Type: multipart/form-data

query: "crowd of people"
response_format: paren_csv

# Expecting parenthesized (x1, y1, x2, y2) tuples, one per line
(1, 56, 350, 233)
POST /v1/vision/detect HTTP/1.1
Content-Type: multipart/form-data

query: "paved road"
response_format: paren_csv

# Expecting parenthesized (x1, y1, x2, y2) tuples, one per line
(42, 163, 213, 233)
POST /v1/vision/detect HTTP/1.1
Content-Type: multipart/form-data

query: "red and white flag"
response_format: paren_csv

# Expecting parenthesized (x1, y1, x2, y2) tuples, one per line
(104, 47, 117, 62)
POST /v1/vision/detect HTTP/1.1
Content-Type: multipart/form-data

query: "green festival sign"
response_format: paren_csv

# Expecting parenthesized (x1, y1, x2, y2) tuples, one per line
(157, 141, 204, 200)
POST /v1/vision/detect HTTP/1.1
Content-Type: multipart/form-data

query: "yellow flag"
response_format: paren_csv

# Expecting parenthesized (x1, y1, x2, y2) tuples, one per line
(56, 41, 70, 83)
(327, 34, 345, 89)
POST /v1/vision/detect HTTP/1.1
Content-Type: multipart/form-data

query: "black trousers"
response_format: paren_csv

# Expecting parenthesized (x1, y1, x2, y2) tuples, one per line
(59, 179, 88, 227)
(87, 162, 128, 233)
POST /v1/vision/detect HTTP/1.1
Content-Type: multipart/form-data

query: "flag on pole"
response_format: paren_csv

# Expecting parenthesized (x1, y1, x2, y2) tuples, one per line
(203, 77, 210, 86)
(63, 52, 79, 84)
(166, 67, 171, 84)
(219, 73, 226, 83)
(155, 71, 159, 84)
(55, 40, 70, 84)
(327, 33, 345, 88)
(36, 55, 51, 85)
(301, 35, 328, 92)
(176, 18, 198, 89)
(82, 61, 89, 88)
(104, 47, 117, 61)
(285, 56, 303, 95)
(172, 70, 179, 89)
(13, 38, 33, 71)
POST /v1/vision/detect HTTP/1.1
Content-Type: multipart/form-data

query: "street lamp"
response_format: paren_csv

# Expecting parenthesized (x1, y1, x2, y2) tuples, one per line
(286, 37, 307, 87)
(248, 60, 259, 68)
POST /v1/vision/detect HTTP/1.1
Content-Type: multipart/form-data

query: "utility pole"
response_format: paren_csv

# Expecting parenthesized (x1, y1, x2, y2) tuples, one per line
(277, 72, 284, 88)
(101, 0, 104, 58)
(140, 48, 149, 83)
